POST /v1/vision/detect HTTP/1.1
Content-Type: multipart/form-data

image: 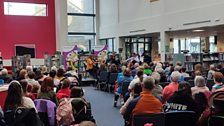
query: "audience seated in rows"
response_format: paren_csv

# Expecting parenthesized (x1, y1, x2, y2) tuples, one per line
(164, 82, 199, 117)
(123, 76, 162, 126)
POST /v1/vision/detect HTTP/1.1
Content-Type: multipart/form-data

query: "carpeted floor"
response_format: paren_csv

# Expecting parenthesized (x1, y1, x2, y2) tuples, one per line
(83, 86, 124, 126)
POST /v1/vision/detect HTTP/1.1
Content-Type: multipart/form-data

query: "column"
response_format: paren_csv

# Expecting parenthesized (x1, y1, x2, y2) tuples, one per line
(55, 0, 68, 52)
(160, 31, 169, 62)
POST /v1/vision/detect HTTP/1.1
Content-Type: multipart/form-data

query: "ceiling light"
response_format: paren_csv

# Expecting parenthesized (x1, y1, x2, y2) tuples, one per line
(192, 29, 205, 32)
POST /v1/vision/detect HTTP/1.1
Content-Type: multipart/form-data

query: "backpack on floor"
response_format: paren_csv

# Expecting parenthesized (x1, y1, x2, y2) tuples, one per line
(56, 98, 75, 126)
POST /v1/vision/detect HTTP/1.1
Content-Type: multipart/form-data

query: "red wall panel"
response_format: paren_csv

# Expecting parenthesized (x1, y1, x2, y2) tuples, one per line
(0, 0, 56, 59)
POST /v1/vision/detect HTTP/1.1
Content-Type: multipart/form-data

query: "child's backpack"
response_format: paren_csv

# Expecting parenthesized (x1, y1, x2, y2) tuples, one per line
(56, 98, 75, 126)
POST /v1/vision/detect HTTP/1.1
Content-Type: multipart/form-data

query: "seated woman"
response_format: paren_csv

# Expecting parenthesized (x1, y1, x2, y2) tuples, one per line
(4, 81, 42, 126)
(19, 79, 36, 100)
(212, 72, 224, 92)
(4, 80, 37, 112)
(37, 77, 58, 105)
(164, 81, 199, 116)
(56, 78, 71, 100)
(191, 76, 210, 98)
(114, 68, 133, 107)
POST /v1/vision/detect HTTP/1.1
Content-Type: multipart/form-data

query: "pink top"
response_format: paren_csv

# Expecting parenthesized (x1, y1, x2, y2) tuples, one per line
(162, 82, 179, 102)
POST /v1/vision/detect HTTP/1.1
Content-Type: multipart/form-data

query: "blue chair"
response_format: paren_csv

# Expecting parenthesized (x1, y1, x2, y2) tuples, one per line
(132, 113, 165, 126)
(165, 111, 197, 126)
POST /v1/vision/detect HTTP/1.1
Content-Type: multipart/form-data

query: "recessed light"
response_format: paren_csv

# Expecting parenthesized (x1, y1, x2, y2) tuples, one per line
(192, 29, 205, 32)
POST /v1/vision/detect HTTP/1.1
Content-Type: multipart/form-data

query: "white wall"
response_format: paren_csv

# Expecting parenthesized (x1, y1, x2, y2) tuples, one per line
(99, 0, 224, 37)
(99, 0, 224, 61)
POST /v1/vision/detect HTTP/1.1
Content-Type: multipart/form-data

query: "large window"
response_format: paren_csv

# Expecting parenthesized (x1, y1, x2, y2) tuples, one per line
(67, 0, 95, 51)
(173, 36, 217, 54)
(4, 2, 47, 16)
(100, 38, 115, 52)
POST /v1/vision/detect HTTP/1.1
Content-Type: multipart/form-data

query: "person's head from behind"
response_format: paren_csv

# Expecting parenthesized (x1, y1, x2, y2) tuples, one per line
(70, 86, 84, 98)
(176, 61, 182, 67)
(26, 65, 33, 72)
(181, 67, 187, 73)
(27, 71, 35, 79)
(31, 84, 39, 93)
(178, 81, 191, 95)
(210, 64, 215, 71)
(41, 77, 54, 92)
(133, 84, 142, 98)
(213, 72, 224, 84)
(5, 81, 23, 110)
(1, 68, 8, 75)
(61, 78, 71, 89)
(195, 70, 202, 76)
(142, 76, 155, 91)
(194, 63, 202, 72)
(57, 68, 65, 78)
(123, 68, 131, 77)
(79, 121, 96, 126)
(19, 79, 28, 94)
(151, 72, 161, 85)
(136, 70, 144, 81)
(194, 76, 206, 87)
(49, 70, 56, 78)
(19, 69, 27, 78)
(170, 71, 180, 82)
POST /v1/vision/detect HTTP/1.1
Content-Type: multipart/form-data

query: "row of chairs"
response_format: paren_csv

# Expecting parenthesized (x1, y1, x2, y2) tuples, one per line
(97, 71, 118, 93)
(132, 111, 224, 126)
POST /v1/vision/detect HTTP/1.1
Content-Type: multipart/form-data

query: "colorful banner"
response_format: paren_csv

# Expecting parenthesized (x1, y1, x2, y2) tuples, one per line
(63, 45, 108, 70)
(63, 45, 78, 70)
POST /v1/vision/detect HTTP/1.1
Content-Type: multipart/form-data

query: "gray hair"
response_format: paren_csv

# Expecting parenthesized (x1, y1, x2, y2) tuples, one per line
(171, 71, 181, 82)
(151, 72, 161, 85)
(1, 68, 8, 75)
(143, 76, 155, 90)
(194, 76, 206, 87)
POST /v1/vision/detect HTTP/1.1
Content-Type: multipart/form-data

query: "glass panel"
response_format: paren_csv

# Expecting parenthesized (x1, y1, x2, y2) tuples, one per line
(99, 39, 106, 45)
(68, 16, 94, 33)
(133, 43, 137, 54)
(210, 36, 217, 53)
(189, 37, 200, 53)
(108, 39, 113, 52)
(67, 0, 94, 14)
(173, 39, 179, 54)
(68, 35, 95, 51)
(4, 2, 47, 16)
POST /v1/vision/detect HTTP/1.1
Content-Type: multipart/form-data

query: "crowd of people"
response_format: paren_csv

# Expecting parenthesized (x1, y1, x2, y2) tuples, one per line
(0, 66, 96, 126)
(86, 52, 224, 126)
(0, 52, 224, 126)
